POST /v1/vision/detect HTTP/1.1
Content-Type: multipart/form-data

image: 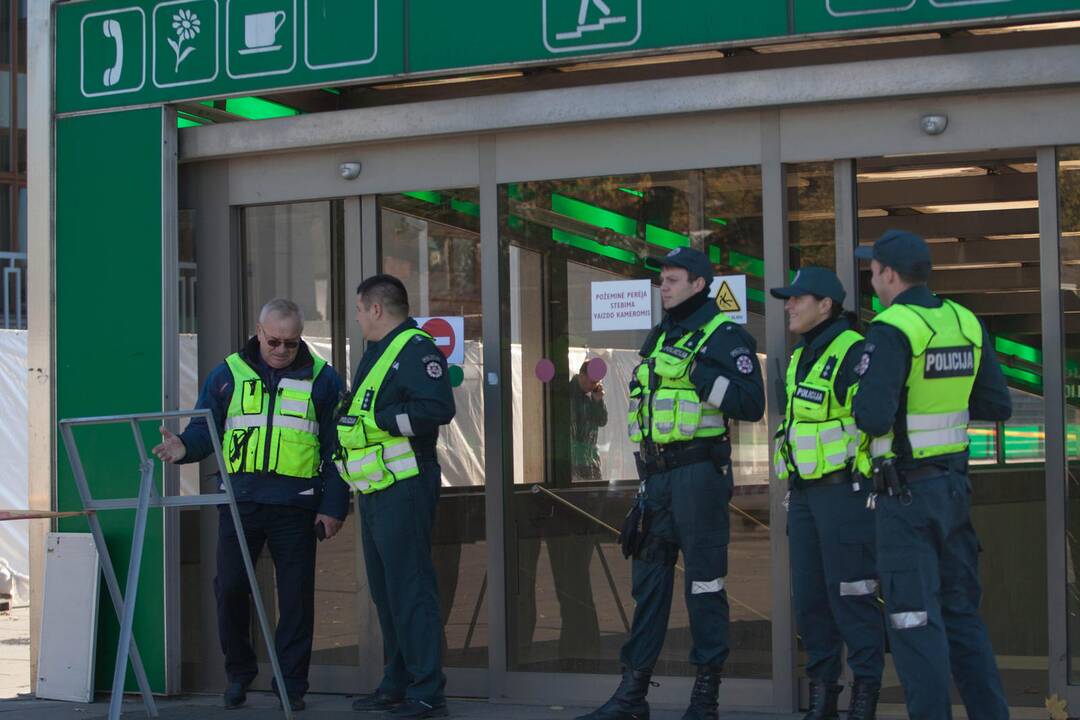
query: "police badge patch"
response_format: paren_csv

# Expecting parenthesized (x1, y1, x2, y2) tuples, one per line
(735, 354, 754, 375)
(425, 360, 444, 379)
(855, 352, 871, 377)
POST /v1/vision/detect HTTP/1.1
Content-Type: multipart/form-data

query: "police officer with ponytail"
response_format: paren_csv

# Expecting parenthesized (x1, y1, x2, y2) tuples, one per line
(578, 247, 765, 720)
(770, 268, 883, 720)
(852, 230, 1012, 720)
(337, 275, 455, 719)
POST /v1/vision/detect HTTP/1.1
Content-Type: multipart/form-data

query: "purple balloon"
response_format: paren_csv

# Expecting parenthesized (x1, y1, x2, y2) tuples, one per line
(535, 358, 556, 383)
(586, 358, 608, 382)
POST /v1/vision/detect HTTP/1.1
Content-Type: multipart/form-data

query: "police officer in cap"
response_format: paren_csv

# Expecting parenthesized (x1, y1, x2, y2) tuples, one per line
(338, 274, 456, 719)
(852, 230, 1012, 720)
(577, 247, 765, 720)
(770, 268, 883, 720)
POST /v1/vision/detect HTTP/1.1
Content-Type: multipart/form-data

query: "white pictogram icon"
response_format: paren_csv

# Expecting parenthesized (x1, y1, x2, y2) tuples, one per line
(168, 9, 201, 71)
(240, 10, 285, 53)
(556, 0, 626, 41)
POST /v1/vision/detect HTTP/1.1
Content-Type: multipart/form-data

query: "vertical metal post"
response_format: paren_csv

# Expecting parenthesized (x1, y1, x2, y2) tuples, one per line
(57, 424, 158, 718)
(205, 415, 294, 719)
(833, 159, 858, 311)
(761, 109, 796, 712)
(107, 459, 155, 720)
(479, 134, 509, 696)
(1037, 146, 1068, 700)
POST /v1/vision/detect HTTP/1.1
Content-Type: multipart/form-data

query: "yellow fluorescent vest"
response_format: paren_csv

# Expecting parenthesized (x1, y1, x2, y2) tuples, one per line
(774, 328, 862, 481)
(627, 312, 731, 445)
(223, 353, 326, 479)
(865, 299, 983, 462)
(336, 328, 430, 494)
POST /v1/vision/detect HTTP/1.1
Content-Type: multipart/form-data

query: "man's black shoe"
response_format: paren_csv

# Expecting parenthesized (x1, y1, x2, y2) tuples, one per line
(223, 682, 248, 709)
(352, 689, 405, 712)
(387, 699, 449, 718)
(279, 694, 306, 711)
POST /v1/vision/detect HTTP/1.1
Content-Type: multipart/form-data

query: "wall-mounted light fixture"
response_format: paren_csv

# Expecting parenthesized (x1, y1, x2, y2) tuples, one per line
(339, 162, 362, 180)
(920, 114, 948, 135)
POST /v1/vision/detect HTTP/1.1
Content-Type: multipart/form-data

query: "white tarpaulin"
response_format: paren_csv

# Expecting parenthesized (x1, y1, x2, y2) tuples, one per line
(0, 330, 28, 576)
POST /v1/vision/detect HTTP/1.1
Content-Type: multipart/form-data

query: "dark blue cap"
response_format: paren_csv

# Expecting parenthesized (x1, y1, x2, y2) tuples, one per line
(769, 266, 846, 304)
(648, 247, 713, 284)
(854, 229, 932, 277)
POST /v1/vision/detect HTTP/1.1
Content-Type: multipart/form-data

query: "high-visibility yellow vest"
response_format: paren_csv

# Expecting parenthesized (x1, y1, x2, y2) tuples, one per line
(627, 312, 731, 445)
(864, 299, 982, 462)
(774, 329, 862, 481)
(336, 328, 430, 493)
(223, 353, 326, 479)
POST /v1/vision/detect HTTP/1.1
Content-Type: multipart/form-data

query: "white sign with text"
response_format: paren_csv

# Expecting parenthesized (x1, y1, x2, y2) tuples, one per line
(591, 279, 653, 331)
(709, 274, 748, 324)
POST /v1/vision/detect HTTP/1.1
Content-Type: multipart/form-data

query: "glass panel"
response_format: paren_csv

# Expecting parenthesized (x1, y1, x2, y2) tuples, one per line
(378, 189, 488, 668)
(855, 150, 1047, 707)
(788, 162, 835, 271)
(1060, 145, 1080, 685)
(241, 201, 359, 667)
(500, 167, 771, 677)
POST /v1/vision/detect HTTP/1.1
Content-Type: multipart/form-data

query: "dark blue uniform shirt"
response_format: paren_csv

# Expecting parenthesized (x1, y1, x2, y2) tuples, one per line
(179, 336, 350, 519)
(642, 294, 766, 423)
(349, 318, 457, 460)
(851, 285, 1012, 467)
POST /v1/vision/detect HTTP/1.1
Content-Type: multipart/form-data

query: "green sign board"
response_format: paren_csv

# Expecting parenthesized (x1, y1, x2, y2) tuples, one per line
(56, 0, 1080, 114)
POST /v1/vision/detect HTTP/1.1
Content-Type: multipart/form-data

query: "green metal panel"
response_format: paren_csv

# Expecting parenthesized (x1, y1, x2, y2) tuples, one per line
(56, 108, 167, 693)
(406, 0, 789, 73)
(55, 0, 1080, 114)
(794, 0, 1080, 34)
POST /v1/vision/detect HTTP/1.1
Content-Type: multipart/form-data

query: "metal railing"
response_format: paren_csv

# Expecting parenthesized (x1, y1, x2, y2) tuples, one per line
(0, 251, 26, 330)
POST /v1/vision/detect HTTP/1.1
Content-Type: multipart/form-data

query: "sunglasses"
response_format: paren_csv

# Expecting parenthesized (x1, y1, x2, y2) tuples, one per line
(265, 336, 300, 349)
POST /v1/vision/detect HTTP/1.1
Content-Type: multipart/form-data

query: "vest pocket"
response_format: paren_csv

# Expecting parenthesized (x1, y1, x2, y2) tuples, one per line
(651, 389, 700, 443)
(274, 430, 319, 478)
(792, 382, 831, 422)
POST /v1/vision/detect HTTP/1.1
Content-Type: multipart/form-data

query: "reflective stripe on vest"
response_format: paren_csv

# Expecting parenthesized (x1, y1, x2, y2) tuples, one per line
(774, 328, 863, 482)
(222, 352, 326, 479)
(337, 327, 432, 494)
(865, 300, 982, 461)
(627, 312, 732, 446)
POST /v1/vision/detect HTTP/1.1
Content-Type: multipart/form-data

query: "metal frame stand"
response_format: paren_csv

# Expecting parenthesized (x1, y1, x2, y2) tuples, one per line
(58, 409, 294, 720)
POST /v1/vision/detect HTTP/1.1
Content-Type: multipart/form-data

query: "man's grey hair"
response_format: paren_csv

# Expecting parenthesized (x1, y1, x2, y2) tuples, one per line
(259, 298, 304, 329)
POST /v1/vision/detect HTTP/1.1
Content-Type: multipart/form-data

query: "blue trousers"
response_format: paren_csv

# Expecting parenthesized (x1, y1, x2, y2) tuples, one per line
(215, 502, 316, 697)
(359, 463, 446, 705)
(620, 459, 732, 671)
(875, 468, 1008, 720)
(788, 482, 884, 685)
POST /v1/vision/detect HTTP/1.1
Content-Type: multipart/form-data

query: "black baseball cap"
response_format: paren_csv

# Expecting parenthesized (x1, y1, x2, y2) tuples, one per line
(770, 266, 846, 304)
(647, 247, 713, 284)
(854, 229, 932, 277)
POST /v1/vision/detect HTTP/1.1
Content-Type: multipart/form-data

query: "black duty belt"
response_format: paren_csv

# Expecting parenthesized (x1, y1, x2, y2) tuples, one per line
(792, 469, 852, 491)
(636, 439, 727, 475)
(900, 463, 956, 484)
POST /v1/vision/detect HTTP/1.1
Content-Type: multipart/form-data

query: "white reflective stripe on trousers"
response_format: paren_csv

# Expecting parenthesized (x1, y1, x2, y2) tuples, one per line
(691, 577, 725, 594)
(890, 611, 928, 629)
(839, 579, 879, 596)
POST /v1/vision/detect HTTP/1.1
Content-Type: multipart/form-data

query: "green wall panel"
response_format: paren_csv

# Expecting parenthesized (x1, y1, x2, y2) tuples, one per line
(794, 0, 1080, 34)
(56, 108, 166, 693)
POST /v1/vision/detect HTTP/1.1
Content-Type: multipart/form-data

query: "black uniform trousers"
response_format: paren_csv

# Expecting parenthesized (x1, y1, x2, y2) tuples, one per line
(788, 482, 884, 685)
(876, 466, 1008, 720)
(215, 502, 317, 697)
(620, 457, 732, 671)
(359, 462, 446, 705)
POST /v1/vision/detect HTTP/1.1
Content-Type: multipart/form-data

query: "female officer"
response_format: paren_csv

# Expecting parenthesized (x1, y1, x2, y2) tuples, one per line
(771, 267, 883, 720)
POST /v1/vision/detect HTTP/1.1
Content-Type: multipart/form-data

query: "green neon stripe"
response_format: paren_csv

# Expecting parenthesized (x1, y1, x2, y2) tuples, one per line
(177, 116, 202, 128)
(1001, 365, 1042, 387)
(709, 217, 728, 226)
(645, 224, 690, 251)
(224, 97, 299, 120)
(995, 336, 1041, 364)
(403, 190, 442, 204)
(748, 287, 765, 303)
(553, 193, 636, 236)
(552, 229, 637, 264)
(708, 245, 722, 264)
(619, 187, 644, 198)
(450, 198, 480, 217)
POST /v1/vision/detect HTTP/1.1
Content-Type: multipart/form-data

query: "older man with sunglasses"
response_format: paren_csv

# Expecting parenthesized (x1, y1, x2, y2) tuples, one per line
(153, 297, 348, 712)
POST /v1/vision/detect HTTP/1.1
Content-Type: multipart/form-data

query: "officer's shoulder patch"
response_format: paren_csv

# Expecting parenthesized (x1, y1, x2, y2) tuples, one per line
(729, 346, 750, 358)
(421, 353, 442, 364)
(735, 354, 754, 375)
(854, 353, 872, 377)
(425, 360, 444, 379)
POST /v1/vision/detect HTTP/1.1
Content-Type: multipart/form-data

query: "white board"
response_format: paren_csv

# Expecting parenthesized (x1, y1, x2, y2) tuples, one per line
(37, 532, 99, 703)
(591, 279, 653, 331)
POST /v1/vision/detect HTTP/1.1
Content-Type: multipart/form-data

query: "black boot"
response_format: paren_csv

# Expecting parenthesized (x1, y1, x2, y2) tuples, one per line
(847, 680, 879, 720)
(802, 682, 841, 720)
(574, 667, 652, 720)
(680, 665, 721, 720)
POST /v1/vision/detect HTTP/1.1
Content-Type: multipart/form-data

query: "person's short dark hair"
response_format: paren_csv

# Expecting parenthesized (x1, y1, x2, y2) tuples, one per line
(356, 274, 409, 318)
(897, 265, 931, 285)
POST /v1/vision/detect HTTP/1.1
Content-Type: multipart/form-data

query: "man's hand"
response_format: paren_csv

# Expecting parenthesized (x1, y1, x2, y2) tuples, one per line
(152, 426, 187, 463)
(592, 382, 605, 400)
(315, 514, 344, 541)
